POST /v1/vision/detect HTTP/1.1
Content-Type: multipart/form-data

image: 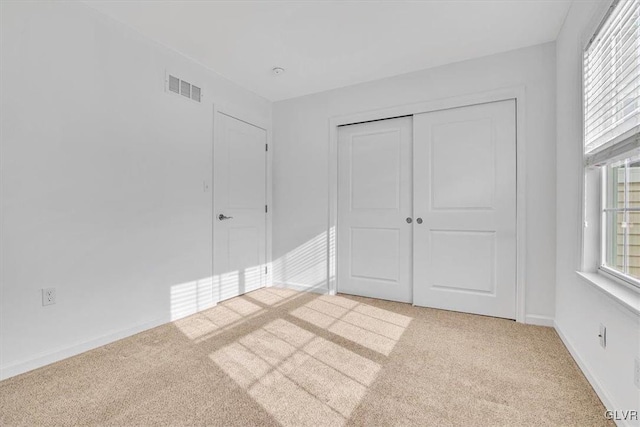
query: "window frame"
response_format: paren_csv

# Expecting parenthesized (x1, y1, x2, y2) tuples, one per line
(599, 163, 640, 289)
(582, 0, 640, 291)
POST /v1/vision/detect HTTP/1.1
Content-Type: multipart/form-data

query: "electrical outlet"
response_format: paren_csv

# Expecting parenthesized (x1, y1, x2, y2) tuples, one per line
(634, 357, 640, 389)
(42, 288, 56, 306)
(598, 324, 606, 348)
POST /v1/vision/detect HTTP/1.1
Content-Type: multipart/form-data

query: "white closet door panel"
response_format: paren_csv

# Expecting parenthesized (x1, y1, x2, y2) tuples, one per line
(337, 117, 413, 303)
(413, 100, 516, 319)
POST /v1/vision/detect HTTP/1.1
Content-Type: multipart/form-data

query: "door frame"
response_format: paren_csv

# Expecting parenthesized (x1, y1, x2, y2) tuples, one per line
(328, 86, 527, 323)
(212, 102, 273, 302)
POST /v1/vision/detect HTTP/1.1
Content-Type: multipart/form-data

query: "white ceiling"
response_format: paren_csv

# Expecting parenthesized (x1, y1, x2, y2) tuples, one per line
(87, 0, 573, 101)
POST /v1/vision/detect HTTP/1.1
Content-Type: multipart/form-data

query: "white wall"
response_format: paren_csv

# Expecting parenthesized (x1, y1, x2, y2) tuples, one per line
(272, 43, 557, 323)
(0, 1, 270, 379)
(555, 0, 640, 421)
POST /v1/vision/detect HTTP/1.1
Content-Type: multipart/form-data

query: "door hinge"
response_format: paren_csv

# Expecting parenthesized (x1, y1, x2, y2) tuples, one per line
(265, 205, 268, 213)
(265, 144, 268, 152)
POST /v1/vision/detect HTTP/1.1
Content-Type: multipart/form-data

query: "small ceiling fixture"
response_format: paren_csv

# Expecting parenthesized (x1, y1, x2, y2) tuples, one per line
(272, 67, 285, 76)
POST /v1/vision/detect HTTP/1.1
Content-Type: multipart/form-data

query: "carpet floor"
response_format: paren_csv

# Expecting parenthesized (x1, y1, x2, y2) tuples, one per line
(0, 288, 611, 426)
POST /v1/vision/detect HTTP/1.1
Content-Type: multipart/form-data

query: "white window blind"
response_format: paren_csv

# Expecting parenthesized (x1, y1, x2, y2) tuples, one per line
(584, 0, 640, 157)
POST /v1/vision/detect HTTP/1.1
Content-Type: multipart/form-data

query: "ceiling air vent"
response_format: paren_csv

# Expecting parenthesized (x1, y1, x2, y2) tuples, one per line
(180, 80, 191, 98)
(168, 75, 180, 94)
(166, 73, 202, 103)
(191, 86, 201, 102)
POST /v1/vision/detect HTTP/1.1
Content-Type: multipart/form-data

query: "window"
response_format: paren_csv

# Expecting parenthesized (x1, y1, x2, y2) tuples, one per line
(602, 156, 640, 281)
(584, 0, 640, 287)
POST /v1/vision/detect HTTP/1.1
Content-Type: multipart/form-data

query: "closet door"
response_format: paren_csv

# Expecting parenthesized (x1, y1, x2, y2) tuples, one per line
(413, 100, 516, 319)
(337, 117, 413, 303)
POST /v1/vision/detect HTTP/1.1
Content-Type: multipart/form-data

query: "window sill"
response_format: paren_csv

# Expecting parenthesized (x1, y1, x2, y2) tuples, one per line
(576, 271, 640, 317)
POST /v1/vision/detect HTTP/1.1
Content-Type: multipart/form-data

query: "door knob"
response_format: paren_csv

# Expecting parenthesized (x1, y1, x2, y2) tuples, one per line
(218, 214, 233, 221)
(406, 217, 412, 224)
(416, 218, 423, 224)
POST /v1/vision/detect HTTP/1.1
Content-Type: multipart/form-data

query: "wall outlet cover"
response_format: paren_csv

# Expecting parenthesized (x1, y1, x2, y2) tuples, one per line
(598, 323, 606, 348)
(42, 288, 56, 306)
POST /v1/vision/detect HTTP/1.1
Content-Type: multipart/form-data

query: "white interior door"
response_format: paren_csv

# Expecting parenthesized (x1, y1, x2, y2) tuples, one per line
(214, 112, 267, 302)
(413, 100, 516, 319)
(337, 117, 413, 303)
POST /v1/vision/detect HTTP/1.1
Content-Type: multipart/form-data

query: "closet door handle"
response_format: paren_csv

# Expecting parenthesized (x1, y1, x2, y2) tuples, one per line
(406, 217, 413, 224)
(416, 218, 423, 224)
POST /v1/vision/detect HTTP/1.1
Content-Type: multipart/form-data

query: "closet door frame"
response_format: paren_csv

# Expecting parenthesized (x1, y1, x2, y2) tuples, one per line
(328, 86, 527, 323)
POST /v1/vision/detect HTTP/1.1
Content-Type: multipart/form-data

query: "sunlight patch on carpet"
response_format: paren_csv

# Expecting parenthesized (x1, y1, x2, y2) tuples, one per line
(291, 296, 412, 356)
(210, 318, 382, 427)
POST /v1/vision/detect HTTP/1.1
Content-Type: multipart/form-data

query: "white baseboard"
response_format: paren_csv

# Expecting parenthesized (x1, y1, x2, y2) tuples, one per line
(554, 321, 632, 427)
(525, 314, 555, 327)
(0, 302, 217, 382)
(0, 316, 167, 381)
(272, 281, 329, 295)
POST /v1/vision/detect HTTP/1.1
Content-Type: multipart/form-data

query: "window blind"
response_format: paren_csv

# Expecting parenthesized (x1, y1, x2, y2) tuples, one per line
(584, 0, 640, 156)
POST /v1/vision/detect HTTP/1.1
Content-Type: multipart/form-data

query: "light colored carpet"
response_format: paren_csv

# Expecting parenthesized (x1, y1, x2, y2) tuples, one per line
(0, 288, 611, 426)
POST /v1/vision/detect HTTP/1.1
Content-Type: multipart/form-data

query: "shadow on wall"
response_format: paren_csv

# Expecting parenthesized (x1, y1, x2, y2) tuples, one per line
(170, 276, 215, 321)
(217, 264, 263, 301)
(171, 270, 261, 322)
(170, 227, 334, 321)
(272, 227, 335, 291)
